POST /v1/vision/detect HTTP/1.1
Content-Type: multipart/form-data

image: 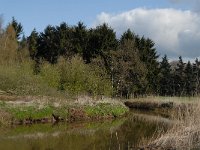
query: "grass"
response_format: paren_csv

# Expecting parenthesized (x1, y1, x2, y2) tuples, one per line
(121, 96, 200, 149)
(0, 95, 128, 126)
(131, 97, 200, 149)
(84, 103, 128, 117)
(8, 106, 53, 120)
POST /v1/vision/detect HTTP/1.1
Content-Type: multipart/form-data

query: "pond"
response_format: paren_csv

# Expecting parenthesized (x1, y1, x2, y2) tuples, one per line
(0, 111, 171, 150)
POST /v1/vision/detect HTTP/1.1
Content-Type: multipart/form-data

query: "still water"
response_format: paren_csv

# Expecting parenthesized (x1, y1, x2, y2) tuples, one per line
(0, 111, 170, 150)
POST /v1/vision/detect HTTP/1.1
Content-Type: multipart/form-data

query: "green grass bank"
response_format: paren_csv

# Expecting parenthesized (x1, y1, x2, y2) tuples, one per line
(0, 95, 128, 126)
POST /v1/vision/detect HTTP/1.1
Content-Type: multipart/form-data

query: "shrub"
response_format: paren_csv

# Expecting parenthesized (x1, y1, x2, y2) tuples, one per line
(41, 56, 112, 96)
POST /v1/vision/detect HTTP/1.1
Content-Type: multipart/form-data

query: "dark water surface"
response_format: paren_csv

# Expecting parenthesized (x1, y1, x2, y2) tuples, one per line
(0, 111, 170, 150)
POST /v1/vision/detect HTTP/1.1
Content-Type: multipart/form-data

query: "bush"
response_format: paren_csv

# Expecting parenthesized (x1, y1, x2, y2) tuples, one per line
(39, 56, 112, 96)
(0, 61, 59, 96)
(57, 56, 112, 96)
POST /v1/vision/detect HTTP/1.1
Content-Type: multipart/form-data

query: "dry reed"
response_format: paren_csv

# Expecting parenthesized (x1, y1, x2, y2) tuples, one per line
(148, 101, 200, 150)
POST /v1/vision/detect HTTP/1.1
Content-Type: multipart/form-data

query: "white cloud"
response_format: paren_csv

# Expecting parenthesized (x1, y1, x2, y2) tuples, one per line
(94, 8, 200, 59)
(169, 0, 200, 12)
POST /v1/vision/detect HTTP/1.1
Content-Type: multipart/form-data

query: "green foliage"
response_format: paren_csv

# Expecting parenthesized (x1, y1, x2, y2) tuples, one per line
(111, 40, 147, 98)
(0, 61, 61, 96)
(120, 29, 136, 43)
(56, 56, 112, 96)
(0, 25, 18, 65)
(53, 106, 69, 118)
(10, 17, 23, 40)
(8, 106, 53, 120)
(184, 61, 195, 96)
(174, 56, 185, 96)
(40, 62, 60, 88)
(158, 55, 173, 96)
(28, 29, 38, 59)
(137, 37, 159, 94)
(84, 103, 128, 117)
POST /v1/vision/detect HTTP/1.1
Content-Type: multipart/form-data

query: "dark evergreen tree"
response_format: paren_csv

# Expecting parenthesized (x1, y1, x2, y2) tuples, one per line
(184, 61, 195, 96)
(174, 56, 185, 96)
(10, 17, 23, 40)
(73, 22, 89, 63)
(159, 55, 172, 96)
(194, 58, 200, 94)
(37, 25, 59, 63)
(18, 34, 27, 50)
(191, 60, 200, 95)
(28, 29, 39, 59)
(56, 22, 75, 58)
(138, 37, 159, 95)
(120, 29, 135, 43)
(88, 23, 118, 69)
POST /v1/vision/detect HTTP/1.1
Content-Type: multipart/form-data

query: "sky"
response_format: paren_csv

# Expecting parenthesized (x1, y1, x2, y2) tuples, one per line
(0, 0, 200, 60)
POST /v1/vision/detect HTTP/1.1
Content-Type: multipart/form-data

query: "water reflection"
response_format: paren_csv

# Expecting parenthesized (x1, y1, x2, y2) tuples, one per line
(0, 111, 171, 150)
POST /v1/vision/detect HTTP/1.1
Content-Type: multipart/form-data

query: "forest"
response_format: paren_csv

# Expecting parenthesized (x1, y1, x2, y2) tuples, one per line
(0, 17, 199, 98)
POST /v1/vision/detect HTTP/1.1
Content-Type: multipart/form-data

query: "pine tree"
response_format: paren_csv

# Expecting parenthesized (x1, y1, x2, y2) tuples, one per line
(10, 17, 23, 40)
(120, 29, 135, 43)
(88, 23, 118, 69)
(192, 62, 198, 95)
(73, 22, 89, 63)
(37, 25, 58, 63)
(159, 55, 172, 96)
(138, 37, 159, 95)
(28, 29, 38, 59)
(174, 56, 185, 96)
(184, 61, 194, 96)
(56, 22, 75, 58)
(195, 59, 200, 94)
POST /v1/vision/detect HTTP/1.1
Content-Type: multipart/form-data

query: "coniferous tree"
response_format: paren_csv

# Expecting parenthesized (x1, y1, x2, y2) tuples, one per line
(56, 22, 75, 58)
(88, 23, 118, 69)
(73, 22, 90, 63)
(37, 25, 59, 63)
(192, 61, 199, 95)
(195, 59, 200, 94)
(28, 29, 39, 60)
(159, 55, 172, 96)
(111, 40, 147, 98)
(184, 61, 195, 96)
(120, 29, 135, 43)
(10, 17, 23, 40)
(138, 37, 159, 94)
(174, 56, 185, 96)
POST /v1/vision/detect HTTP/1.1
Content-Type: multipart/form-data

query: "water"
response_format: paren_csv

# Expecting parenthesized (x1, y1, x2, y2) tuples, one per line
(0, 111, 170, 150)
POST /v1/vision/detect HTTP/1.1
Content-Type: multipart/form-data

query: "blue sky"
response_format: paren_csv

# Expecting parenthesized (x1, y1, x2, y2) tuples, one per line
(0, 0, 191, 35)
(0, 0, 199, 59)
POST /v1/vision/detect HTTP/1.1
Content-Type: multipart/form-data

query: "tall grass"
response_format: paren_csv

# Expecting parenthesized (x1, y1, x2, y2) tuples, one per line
(148, 101, 200, 149)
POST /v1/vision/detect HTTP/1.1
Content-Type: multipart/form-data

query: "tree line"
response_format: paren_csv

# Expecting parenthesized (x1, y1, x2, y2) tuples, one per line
(1, 17, 200, 98)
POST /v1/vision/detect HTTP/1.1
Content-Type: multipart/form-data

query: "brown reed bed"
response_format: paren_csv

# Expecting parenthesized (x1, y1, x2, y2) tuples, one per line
(142, 100, 200, 150)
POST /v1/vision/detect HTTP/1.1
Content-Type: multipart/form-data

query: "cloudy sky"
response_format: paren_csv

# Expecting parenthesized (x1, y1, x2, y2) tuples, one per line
(0, 0, 200, 59)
